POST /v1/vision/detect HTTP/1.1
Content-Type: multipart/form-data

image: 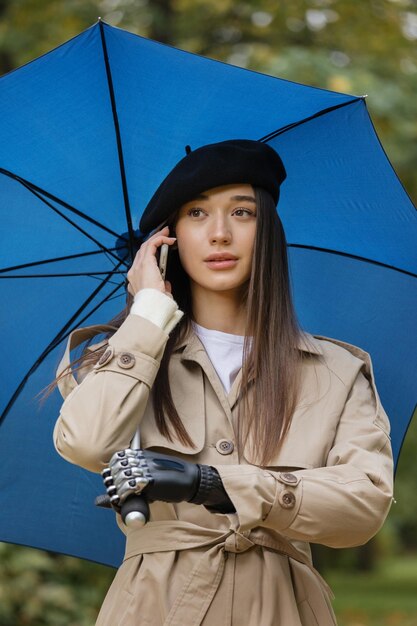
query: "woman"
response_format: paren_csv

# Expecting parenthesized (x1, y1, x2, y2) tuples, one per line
(54, 139, 394, 626)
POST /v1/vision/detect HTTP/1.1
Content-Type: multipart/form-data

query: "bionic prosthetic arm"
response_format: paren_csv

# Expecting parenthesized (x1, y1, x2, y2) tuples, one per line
(101, 449, 235, 522)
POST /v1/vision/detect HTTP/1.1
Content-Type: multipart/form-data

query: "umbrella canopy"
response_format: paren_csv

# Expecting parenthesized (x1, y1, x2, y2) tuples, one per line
(0, 21, 416, 567)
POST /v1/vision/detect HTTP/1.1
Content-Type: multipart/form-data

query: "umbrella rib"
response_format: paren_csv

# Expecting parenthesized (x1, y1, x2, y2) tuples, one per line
(0, 272, 125, 278)
(0, 167, 121, 240)
(99, 21, 135, 263)
(87, 274, 123, 286)
(260, 97, 362, 142)
(0, 263, 125, 427)
(15, 176, 127, 269)
(0, 248, 120, 275)
(60, 279, 125, 342)
(288, 243, 417, 279)
(102, 289, 125, 304)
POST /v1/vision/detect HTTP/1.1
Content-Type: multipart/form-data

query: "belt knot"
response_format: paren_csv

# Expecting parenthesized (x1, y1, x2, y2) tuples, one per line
(224, 530, 254, 553)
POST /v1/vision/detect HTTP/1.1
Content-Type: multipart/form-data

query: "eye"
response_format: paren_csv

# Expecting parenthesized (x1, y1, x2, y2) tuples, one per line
(232, 207, 256, 217)
(187, 208, 205, 218)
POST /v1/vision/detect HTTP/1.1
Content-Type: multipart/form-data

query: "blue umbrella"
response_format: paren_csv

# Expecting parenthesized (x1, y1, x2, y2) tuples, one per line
(0, 20, 416, 567)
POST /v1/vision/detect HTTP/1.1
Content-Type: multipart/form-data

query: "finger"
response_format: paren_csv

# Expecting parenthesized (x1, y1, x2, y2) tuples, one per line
(109, 449, 138, 467)
(143, 227, 171, 248)
(144, 235, 176, 254)
(118, 477, 150, 500)
(130, 234, 175, 267)
(124, 467, 147, 479)
(149, 225, 170, 238)
(111, 458, 141, 475)
(164, 281, 172, 296)
(114, 469, 145, 491)
(106, 483, 119, 504)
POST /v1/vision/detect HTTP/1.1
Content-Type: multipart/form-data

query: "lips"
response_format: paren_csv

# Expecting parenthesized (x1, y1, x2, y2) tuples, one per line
(204, 252, 238, 270)
(204, 253, 238, 262)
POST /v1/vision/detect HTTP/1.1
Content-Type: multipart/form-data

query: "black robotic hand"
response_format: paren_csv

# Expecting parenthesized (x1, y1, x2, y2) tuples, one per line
(102, 448, 235, 514)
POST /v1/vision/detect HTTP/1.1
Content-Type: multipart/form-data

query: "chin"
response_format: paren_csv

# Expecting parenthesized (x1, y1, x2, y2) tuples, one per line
(188, 266, 251, 294)
(200, 277, 249, 294)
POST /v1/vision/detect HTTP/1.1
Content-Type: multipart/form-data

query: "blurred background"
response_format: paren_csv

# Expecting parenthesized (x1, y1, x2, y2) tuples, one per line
(0, 1, 416, 625)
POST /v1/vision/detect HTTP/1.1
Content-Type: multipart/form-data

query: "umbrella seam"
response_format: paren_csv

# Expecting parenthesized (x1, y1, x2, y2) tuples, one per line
(0, 247, 122, 275)
(394, 403, 417, 477)
(288, 244, 417, 279)
(363, 101, 417, 216)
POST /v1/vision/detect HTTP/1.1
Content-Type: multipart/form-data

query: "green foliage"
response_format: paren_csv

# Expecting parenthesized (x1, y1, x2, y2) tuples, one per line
(0, 543, 114, 626)
(327, 554, 417, 625)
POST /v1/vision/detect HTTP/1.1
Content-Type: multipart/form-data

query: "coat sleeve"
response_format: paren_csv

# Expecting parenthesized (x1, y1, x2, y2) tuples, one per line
(215, 363, 394, 549)
(53, 314, 170, 474)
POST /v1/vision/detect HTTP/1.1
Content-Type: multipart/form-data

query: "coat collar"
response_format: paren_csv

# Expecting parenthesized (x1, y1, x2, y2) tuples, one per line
(174, 326, 323, 359)
(296, 332, 323, 355)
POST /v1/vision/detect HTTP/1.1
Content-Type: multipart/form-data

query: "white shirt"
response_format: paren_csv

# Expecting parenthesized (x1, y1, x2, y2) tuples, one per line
(192, 322, 245, 394)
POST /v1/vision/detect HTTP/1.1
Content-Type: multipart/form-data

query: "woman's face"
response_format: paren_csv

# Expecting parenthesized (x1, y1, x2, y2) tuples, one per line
(175, 184, 257, 297)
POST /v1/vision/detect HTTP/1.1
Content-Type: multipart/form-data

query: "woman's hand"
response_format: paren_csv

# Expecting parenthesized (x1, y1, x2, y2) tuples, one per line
(127, 226, 176, 296)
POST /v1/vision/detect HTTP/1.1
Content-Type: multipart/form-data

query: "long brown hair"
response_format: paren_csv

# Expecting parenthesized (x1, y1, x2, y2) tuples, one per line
(56, 187, 303, 465)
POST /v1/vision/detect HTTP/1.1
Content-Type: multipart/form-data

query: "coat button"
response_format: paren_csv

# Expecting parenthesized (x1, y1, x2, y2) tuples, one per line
(215, 439, 234, 455)
(117, 353, 136, 369)
(94, 346, 114, 368)
(279, 472, 298, 485)
(278, 491, 296, 509)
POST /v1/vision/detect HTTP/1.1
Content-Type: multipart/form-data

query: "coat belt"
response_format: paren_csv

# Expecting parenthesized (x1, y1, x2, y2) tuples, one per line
(123, 520, 333, 626)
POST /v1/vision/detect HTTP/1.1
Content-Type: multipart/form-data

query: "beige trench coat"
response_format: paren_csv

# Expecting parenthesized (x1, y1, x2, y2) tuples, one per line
(54, 314, 394, 626)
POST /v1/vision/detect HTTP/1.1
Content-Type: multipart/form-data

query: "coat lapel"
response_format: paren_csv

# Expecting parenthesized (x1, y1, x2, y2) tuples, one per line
(179, 333, 234, 425)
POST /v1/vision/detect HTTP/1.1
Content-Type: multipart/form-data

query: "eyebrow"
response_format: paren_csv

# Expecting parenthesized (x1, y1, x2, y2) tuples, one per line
(192, 194, 256, 204)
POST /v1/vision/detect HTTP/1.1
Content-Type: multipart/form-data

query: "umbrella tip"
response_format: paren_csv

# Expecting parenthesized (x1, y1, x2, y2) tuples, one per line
(185, 145, 192, 155)
(98, 16, 102, 21)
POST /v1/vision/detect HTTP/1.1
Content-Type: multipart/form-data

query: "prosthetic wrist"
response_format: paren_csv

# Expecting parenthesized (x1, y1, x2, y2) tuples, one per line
(190, 465, 236, 514)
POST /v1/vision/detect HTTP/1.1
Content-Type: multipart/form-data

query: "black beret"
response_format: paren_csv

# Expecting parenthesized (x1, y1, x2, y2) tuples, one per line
(139, 139, 286, 234)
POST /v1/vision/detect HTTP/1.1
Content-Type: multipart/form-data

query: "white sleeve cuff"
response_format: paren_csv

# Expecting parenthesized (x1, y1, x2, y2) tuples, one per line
(130, 288, 184, 332)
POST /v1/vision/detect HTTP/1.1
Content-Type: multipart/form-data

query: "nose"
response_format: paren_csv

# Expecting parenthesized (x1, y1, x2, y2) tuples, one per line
(209, 214, 232, 245)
